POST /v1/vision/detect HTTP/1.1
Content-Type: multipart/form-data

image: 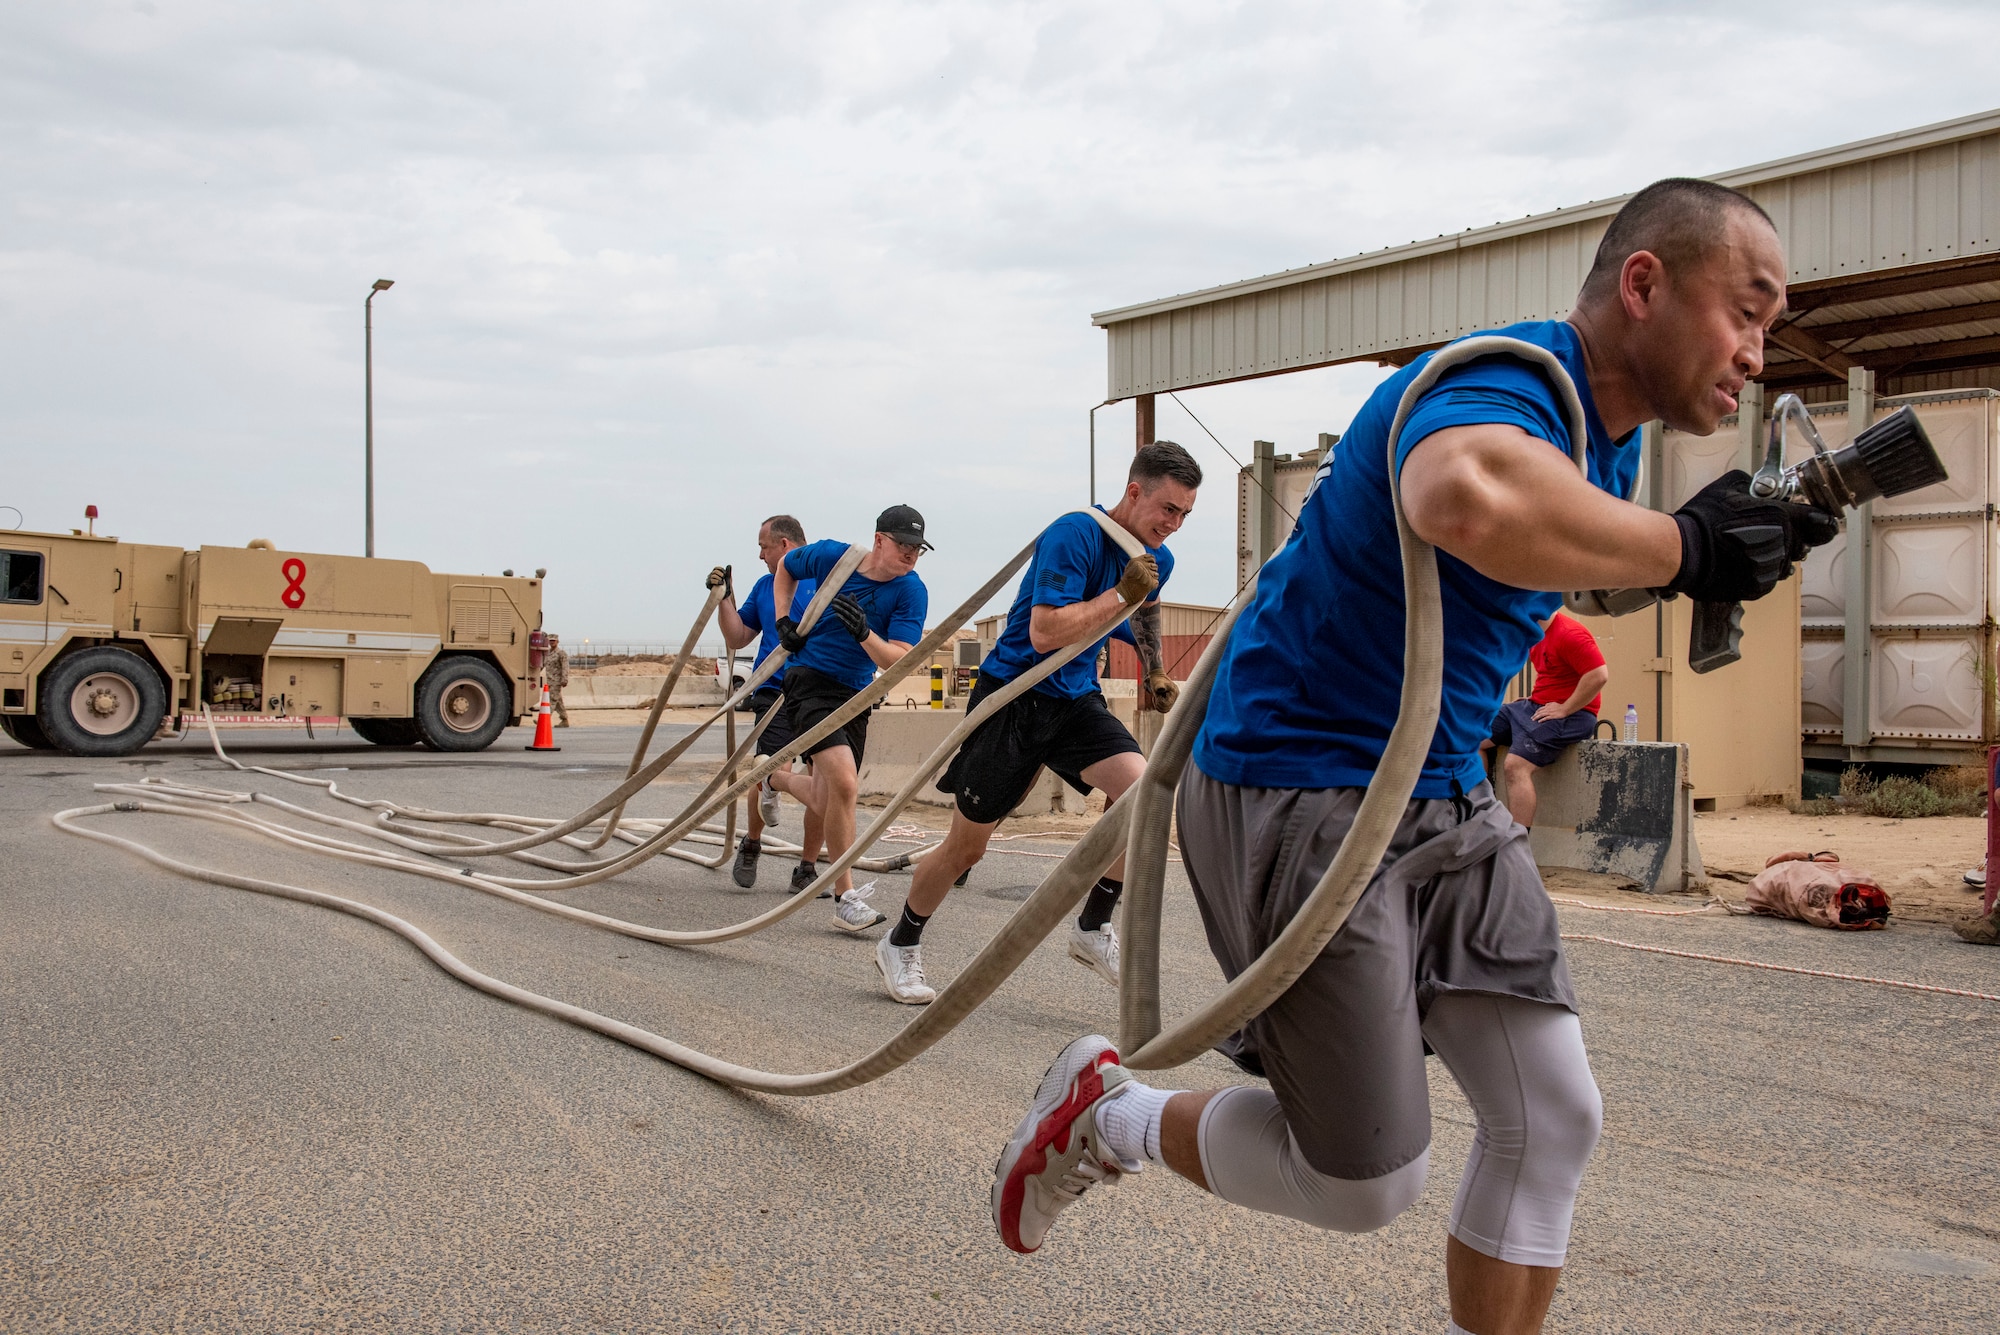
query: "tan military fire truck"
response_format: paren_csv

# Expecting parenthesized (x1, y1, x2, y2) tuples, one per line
(0, 528, 546, 757)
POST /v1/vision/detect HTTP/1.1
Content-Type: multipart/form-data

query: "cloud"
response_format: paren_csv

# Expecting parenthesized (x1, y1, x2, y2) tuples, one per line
(1, 0, 1996, 636)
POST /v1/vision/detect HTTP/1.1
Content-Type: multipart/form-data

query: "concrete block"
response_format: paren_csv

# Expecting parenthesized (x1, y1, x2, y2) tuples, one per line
(1510, 740, 1706, 894)
(853, 708, 1096, 815)
(564, 676, 726, 709)
(857, 709, 961, 807)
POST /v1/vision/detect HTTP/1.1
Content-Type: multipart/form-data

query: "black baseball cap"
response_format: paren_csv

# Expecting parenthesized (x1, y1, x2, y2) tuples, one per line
(876, 504, 934, 550)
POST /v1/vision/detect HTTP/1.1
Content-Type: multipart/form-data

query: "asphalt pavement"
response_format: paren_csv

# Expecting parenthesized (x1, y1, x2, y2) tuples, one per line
(3, 722, 1997, 1333)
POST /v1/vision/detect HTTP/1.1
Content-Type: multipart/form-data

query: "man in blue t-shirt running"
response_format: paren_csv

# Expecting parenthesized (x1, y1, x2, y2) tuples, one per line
(713, 514, 821, 891)
(991, 179, 1840, 1333)
(871, 442, 1201, 1007)
(772, 505, 932, 932)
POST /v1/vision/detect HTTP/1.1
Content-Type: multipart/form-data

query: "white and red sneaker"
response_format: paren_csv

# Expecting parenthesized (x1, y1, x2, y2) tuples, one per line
(991, 1033, 1133, 1254)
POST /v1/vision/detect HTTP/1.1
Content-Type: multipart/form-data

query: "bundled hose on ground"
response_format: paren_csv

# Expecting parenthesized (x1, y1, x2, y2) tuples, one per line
(59, 352, 1585, 1094)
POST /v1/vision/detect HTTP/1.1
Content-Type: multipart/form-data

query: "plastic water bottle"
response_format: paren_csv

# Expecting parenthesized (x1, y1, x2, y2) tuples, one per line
(1622, 703, 1639, 743)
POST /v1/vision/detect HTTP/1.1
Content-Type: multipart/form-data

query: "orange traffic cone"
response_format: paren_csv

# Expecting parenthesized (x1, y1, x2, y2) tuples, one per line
(525, 681, 561, 751)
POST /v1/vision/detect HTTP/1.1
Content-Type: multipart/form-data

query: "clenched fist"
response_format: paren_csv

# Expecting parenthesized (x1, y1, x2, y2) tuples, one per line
(1116, 554, 1159, 606)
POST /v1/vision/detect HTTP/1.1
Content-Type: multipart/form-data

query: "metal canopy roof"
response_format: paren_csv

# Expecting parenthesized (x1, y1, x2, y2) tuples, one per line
(1095, 108, 2000, 403)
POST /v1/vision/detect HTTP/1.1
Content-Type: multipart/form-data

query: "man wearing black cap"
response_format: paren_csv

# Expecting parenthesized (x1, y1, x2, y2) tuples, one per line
(770, 505, 932, 932)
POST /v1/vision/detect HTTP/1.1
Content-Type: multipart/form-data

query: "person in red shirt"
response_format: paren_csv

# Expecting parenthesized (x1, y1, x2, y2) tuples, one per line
(1482, 609, 1610, 827)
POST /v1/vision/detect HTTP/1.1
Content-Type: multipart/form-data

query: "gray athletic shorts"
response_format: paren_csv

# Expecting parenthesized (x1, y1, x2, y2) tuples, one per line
(1176, 763, 1576, 1181)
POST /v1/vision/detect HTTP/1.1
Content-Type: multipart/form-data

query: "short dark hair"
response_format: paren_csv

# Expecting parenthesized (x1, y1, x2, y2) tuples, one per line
(1130, 439, 1202, 491)
(1578, 178, 1775, 305)
(762, 514, 806, 546)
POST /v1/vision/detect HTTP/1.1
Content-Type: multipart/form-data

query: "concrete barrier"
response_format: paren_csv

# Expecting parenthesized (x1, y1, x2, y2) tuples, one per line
(1505, 739, 1706, 895)
(854, 708, 1092, 815)
(563, 676, 727, 709)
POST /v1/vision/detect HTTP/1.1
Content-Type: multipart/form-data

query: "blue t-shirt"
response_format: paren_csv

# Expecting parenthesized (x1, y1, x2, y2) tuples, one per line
(980, 507, 1174, 700)
(1193, 320, 1640, 797)
(780, 539, 930, 691)
(736, 571, 818, 684)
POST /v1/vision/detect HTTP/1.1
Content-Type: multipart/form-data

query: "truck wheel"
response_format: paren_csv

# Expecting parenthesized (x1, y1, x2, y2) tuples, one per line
(348, 716, 423, 747)
(37, 646, 170, 758)
(1, 713, 57, 750)
(413, 656, 511, 752)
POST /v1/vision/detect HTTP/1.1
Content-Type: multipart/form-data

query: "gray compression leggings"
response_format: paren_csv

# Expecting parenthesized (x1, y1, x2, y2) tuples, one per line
(1195, 993, 1602, 1268)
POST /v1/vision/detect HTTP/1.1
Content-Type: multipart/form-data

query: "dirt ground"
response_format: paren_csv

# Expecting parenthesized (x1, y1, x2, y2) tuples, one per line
(1694, 807, 1989, 926)
(550, 713, 1995, 925)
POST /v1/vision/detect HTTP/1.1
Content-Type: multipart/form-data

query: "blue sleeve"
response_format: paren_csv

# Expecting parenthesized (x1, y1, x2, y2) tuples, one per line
(1111, 621, 1136, 647)
(783, 540, 840, 581)
(1027, 516, 1097, 609)
(884, 579, 927, 645)
(737, 575, 769, 633)
(787, 578, 817, 619)
(1394, 355, 1573, 475)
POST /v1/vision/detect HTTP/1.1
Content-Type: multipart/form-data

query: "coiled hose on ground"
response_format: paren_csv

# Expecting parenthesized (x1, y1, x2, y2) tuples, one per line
(55, 344, 1588, 1093)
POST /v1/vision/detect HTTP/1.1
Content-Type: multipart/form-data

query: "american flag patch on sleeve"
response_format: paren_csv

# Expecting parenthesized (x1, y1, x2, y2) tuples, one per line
(1037, 570, 1070, 593)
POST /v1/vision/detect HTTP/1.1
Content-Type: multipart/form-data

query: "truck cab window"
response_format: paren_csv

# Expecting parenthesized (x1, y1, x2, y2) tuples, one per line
(1, 550, 43, 604)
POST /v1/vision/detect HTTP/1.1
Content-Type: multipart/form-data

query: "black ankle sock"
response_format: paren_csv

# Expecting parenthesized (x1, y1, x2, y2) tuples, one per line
(888, 904, 930, 948)
(1078, 877, 1123, 932)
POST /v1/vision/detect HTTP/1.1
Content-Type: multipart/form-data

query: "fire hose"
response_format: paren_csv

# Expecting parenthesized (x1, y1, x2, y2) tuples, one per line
(56, 338, 1599, 1093)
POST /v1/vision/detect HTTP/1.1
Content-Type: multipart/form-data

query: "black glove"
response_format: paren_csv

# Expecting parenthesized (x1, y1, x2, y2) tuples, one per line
(828, 593, 870, 643)
(775, 616, 808, 654)
(1662, 470, 1840, 604)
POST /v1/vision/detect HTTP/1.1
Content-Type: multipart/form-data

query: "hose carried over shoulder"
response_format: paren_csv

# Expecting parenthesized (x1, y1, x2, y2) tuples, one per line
(1116, 335, 1591, 1067)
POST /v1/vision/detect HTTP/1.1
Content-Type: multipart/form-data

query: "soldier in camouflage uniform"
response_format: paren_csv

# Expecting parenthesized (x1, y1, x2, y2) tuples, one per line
(544, 635, 571, 727)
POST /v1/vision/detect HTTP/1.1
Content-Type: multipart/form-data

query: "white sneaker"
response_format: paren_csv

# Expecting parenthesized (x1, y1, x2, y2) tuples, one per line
(758, 777, 781, 827)
(876, 934, 937, 1005)
(832, 882, 888, 933)
(1068, 923, 1120, 986)
(991, 1033, 1133, 1254)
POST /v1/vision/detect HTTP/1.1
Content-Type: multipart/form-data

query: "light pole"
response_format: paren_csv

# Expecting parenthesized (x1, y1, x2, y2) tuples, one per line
(365, 278, 395, 557)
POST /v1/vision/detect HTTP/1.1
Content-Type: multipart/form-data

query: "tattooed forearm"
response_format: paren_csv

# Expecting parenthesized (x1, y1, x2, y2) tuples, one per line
(1132, 603, 1164, 676)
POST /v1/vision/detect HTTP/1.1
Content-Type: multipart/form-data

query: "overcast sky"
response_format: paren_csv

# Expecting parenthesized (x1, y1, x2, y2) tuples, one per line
(4, 1, 1998, 642)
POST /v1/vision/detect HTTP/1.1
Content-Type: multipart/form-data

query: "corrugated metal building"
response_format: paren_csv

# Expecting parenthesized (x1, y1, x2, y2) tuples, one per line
(1096, 107, 2000, 407)
(1099, 108, 2000, 786)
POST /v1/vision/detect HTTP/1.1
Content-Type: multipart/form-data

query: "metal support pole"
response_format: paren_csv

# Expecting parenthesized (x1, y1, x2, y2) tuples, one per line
(365, 292, 376, 558)
(1088, 401, 1114, 506)
(1736, 380, 1765, 474)
(1843, 367, 1877, 752)
(1135, 394, 1155, 451)
(1249, 439, 1277, 568)
(364, 278, 393, 559)
(1643, 420, 1667, 741)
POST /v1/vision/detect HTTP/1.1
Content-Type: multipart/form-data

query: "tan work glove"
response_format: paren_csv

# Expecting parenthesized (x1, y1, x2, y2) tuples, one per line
(1115, 553, 1159, 606)
(704, 565, 732, 595)
(1144, 668, 1179, 713)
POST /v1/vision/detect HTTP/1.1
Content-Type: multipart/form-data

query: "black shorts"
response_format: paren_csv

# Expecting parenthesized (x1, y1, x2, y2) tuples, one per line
(779, 665, 872, 765)
(747, 685, 798, 758)
(937, 673, 1141, 824)
(1489, 698, 1597, 768)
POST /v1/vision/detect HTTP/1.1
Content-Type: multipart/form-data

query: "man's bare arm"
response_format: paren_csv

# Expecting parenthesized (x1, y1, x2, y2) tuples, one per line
(1400, 424, 1680, 592)
(772, 567, 798, 627)
(1028, 592, 1126, 653)
(715, 599, 758, 652)
(862, 637, 912, 670)
(1131, 603, 1164, 676)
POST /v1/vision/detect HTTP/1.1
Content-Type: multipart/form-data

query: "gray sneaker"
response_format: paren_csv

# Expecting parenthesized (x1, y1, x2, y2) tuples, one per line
(793, 861, 825, 896)
(833, 882, 888, 933)
(731, 837, 761, 889)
